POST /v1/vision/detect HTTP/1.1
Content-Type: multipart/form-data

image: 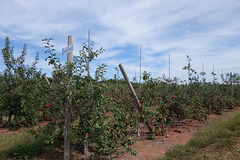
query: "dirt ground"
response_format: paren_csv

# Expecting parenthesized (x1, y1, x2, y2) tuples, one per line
(116, 109, 238, 160)
(1, 108, 239, 160)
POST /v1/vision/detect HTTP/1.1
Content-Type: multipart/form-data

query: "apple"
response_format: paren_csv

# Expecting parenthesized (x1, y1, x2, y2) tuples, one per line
(58, 135, 63, 139)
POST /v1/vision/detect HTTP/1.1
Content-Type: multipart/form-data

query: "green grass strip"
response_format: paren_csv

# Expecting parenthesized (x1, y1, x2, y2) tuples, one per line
(0, 132, 46, 159)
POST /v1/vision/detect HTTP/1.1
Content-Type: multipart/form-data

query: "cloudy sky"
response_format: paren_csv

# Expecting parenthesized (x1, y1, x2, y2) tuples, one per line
(0, 0, 240, 82)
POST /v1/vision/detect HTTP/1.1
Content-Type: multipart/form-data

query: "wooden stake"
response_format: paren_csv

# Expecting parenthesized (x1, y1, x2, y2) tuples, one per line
(67, 36, 73, 63)
(43, 74, 50, 86)
(118, 63, 153, 133)
(64, 35, 73, 160)
(138, 45, 142, 137)
(84, 30, 91, 156)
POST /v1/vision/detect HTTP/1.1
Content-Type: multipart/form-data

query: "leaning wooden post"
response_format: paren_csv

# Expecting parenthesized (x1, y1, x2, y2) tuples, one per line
(64, 35, 73, 160)
(118, 63, 153, 133)
(43, 74, 50, 86)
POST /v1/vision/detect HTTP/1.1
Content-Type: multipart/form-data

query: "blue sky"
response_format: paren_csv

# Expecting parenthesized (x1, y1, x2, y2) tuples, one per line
(0, 0, 240, 82)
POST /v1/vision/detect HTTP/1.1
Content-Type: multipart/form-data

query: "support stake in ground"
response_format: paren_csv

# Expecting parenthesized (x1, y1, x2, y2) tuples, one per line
(118, 63, 153, 133)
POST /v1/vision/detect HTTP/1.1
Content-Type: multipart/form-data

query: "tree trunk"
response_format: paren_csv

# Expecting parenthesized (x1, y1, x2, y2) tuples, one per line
(0, 113, 2, 125)
(7, 112, 12, 128)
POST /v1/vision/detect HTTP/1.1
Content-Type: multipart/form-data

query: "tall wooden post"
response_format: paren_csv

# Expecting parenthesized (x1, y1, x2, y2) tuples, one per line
(168, 53, 172, 101)
(84, 30, 91, 156)
(138, 45, 142, 137)
(64, 35, 73, 160)
(67, 36, 73, 62)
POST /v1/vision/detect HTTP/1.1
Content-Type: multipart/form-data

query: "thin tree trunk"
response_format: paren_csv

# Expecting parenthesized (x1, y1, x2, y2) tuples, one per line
(0, 113, 2, 125)
(7, 112, 12, 128)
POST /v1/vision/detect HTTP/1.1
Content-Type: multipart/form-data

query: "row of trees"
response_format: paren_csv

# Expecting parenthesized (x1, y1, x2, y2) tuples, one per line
(0, 37, 239, 158)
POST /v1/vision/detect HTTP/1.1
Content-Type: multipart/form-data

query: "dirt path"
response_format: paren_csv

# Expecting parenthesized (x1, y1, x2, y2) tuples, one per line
(116, 108, 240, 160)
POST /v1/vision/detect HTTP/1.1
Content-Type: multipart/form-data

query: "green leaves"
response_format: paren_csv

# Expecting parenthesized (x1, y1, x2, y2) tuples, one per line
(95, 63, 108, 81)
(0, 37, 44, 128)
(42, 38, 61, 68)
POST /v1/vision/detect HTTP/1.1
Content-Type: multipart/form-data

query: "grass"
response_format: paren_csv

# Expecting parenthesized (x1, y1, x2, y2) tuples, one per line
(0, 131, 48, 159)
(159, 110, 240, 160)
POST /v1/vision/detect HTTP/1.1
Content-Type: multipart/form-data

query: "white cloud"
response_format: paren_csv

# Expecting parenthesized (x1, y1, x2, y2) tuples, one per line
(0, 0, 240, 82)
